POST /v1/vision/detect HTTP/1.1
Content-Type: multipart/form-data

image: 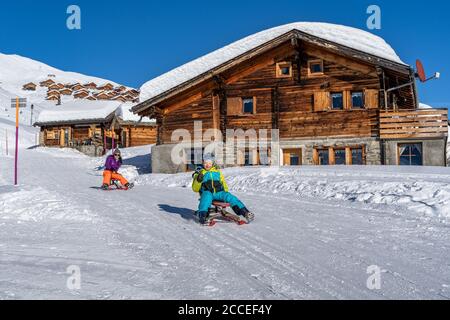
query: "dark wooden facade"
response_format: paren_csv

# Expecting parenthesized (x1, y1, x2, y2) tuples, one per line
(37, 117, 157, 154)
(133, 30, 448, 170)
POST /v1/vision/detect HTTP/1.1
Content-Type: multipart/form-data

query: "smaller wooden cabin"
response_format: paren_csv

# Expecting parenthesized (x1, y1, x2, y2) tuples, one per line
(22, 82, 37, 91)
(46, 94, 60, 101)
(84, 82, 98, 90)
(71, 83, 85, 91)
(39, 79, 55, 87)
(59, 88, 73, 96)
(98, 83, 114, 91)
(48, 83, 61, 90)
(74, 90, 90, 99)
(35, 101, 157, 155)
(95, 91, 111, 100)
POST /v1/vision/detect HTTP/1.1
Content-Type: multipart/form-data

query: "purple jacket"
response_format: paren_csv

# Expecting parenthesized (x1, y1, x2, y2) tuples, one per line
(105, 155, 122, 172)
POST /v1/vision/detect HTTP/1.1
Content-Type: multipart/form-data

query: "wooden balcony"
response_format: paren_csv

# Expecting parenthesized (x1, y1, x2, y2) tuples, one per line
(380, 109, 448, 139)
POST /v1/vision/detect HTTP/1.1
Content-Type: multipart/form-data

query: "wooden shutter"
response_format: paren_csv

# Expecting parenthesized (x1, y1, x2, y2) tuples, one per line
(345, 147, 352, 165)
(313, 92, 330, 112)
(364, 89, 379, 109)
(283, 150, 291, 166)
(344, 91, 352, 110)
(313, 149, 319, 165)
(227, 97, 242, 116)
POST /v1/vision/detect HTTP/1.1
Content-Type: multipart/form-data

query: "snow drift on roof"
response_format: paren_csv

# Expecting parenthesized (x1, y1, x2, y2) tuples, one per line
(140, 22, 405, 102)
(117, 103, 155, 123)
(36, 100, 122, 124)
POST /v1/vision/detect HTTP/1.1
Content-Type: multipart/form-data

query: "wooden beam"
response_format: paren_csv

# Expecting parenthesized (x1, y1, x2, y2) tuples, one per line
(224, 58, 275, 85)
(306, 46, 377, 76)
(163, 92, 203, 115)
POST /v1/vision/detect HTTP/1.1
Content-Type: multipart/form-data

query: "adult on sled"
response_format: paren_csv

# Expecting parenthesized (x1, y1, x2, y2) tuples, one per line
(101, 149, 133, 190)
(192, 154, 254, 224)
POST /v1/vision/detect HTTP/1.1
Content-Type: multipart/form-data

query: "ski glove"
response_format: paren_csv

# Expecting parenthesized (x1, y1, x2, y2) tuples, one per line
(196, 172, 204, 182)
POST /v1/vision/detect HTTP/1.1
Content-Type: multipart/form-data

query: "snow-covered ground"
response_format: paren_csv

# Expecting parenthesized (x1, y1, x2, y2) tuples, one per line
(1, 135, 450, 299)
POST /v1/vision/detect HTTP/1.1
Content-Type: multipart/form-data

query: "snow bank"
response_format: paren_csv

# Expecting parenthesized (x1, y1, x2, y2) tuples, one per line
(0, 185, 97, 222)
(36, 100, 121, 124)
(138, 166, 450, 223)
(140, 22, 405, 101)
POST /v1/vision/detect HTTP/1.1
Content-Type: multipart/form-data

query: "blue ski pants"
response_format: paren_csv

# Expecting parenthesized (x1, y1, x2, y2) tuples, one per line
(198, 191, 245, 213)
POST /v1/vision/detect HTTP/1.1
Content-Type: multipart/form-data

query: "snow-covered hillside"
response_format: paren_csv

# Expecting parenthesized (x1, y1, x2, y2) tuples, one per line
(0, 52, 125, 127)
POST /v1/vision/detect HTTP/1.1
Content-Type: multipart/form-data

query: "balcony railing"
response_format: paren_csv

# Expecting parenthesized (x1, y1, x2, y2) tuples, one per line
(380, 109, 448, 139)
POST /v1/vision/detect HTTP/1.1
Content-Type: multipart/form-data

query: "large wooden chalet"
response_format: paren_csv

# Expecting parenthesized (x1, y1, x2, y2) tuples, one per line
(132, 22, 448, 173)
(35, 101, 156, 156)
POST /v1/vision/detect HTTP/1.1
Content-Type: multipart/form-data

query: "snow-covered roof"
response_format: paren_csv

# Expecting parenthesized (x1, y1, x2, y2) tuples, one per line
(35, 100, 155, 125)
(36, 100, 122, 125)
(419, 103, 433, 109)
(140, 22, 406, 102)
(116, 103, 155, 124)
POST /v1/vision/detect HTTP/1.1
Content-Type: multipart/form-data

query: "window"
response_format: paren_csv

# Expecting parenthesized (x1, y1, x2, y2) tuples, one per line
(334, 149, 346, 165)
(283, 149, 302, 166)
(308, 59, 324, 76)
(351, 91, 364, 109)
(331, 92, 344, 110)
(398, 143, 423, 166)
(351, 148, 364, 165)
(242, 97, 255, 114)
(318, 149, 329, 165)
(276, 62, 292, 78)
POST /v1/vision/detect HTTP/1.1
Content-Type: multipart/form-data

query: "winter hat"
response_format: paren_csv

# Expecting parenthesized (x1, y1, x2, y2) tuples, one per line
(113, 148, 121, 155)
(203, 153, 215, 163)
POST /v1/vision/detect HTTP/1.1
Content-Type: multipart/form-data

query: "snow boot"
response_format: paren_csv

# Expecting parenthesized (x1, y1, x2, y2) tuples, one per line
(101, 183, 110, 190)
(198, 211, 208, 225)
(233, 206, 255, 222)
(124, 182, 134, 190)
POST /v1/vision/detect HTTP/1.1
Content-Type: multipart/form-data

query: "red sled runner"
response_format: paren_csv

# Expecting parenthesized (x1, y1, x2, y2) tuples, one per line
(198, 201, 249, 227)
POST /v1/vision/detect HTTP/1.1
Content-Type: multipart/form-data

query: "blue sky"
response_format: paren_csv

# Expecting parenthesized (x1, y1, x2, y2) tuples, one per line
(0, 0, 449, 106)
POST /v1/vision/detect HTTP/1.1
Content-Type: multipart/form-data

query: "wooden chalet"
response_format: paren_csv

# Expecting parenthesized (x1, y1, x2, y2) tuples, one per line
(59, 88, 73, 96)
(113, 95, 128, 103)
(47, 89, 60, 97)
(35, 101, 157, 156)
(95, 91, 111, 100)
(98, 83, 114, 91)
(86, 95, 97, 101)
(132, 22, 448, 173)
(84, 82, 98, 89)
(74, 90, 89, 99)
(71, 83, 85, 91)
(39, 79, 55, 87)
(46, 94, 60, 101)
(22, 82, 37, 91)
(114, 85, 127, 93)
(48, 83, 61, 90)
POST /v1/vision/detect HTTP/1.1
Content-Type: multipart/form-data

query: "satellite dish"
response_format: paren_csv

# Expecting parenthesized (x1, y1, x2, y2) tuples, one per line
(416, 60, 427, 82)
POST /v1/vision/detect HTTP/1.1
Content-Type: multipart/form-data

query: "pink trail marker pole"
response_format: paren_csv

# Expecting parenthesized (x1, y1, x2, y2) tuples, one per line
(15, 97, 19, 186)
(5, 129, 8, 156)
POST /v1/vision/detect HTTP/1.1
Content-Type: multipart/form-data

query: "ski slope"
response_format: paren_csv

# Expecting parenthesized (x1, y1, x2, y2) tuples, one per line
(1, 145, 450, 299)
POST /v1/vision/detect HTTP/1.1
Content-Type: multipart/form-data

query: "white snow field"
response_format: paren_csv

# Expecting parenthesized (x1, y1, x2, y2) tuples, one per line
(1, 131, 450, 300)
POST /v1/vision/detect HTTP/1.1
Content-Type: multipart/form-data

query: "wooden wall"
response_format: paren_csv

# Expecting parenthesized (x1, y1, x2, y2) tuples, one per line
(122, 125, 157, 147)
(153, 40, 414, 145)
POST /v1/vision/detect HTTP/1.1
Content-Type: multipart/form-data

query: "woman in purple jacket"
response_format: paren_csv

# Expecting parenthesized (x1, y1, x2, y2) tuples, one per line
(102, 149, 133, 190)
